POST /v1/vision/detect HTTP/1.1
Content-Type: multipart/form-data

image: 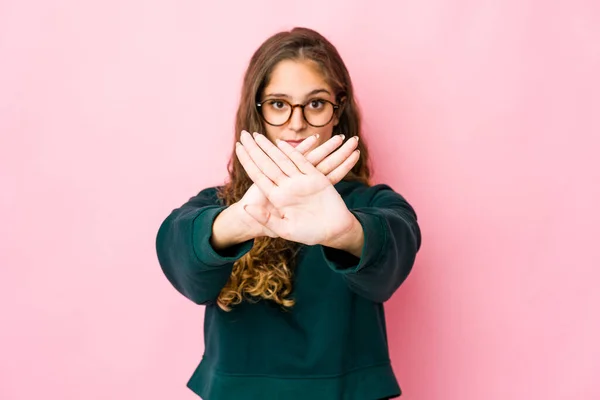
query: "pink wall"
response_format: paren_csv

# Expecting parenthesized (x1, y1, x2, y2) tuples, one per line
(2, 1, 599, 399)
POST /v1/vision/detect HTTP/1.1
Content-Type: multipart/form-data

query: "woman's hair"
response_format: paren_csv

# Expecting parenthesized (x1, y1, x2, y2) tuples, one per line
(216, 27, 372, 311)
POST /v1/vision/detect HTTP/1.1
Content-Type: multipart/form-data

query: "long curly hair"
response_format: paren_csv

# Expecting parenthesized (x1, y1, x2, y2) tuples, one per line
(216, 27, 372, 311)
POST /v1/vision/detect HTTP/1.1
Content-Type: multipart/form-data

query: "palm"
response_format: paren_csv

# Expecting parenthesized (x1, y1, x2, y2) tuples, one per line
(241, 183, 276, 212)
(236, 131, 360, 246)
(266, 174, 352, 245)
(236, 184, 279, 238)
(236, 132, 359, 240)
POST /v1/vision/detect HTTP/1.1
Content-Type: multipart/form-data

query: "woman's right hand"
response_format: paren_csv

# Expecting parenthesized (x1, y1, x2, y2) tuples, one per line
(211, 132, 360, 249)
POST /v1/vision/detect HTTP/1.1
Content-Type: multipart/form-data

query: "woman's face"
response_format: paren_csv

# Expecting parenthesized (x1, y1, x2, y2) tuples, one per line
(259, 59, 339, 147)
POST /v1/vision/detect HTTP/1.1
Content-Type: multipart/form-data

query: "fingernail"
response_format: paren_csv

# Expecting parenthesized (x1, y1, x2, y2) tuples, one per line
(252, 132, 259, 138)
(338, 134, 345, 140)
(354, 136, 360, 142)
(314, 133, 320, 139)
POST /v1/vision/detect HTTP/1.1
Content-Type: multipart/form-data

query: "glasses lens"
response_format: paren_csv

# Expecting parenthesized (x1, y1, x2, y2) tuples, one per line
(261, 100, 291, 126)
(304, 100, 334, 127)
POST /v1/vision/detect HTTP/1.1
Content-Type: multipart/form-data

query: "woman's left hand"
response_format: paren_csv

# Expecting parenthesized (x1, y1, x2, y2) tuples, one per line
(235, 131, 361, 248)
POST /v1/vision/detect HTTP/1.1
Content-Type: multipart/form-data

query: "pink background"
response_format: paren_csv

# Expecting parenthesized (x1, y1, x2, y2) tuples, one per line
(2, 1, 599, 399)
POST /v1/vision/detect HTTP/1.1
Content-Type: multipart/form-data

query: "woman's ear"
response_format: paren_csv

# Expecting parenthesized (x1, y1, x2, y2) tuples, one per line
(333, 96, 347, 126)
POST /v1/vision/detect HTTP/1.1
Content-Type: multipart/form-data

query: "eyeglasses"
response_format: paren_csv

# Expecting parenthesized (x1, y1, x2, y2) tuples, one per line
(256, 98, 340, 128)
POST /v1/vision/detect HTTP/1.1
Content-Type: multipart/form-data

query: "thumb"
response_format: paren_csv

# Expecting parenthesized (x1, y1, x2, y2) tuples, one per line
(243, 204, 285, 236)
(243, 204, 270, 226)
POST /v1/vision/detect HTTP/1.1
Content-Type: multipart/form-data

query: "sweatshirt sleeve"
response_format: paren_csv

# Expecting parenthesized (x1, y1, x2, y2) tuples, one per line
(320, 184, 422, 303)
(155, 187, 254, 305)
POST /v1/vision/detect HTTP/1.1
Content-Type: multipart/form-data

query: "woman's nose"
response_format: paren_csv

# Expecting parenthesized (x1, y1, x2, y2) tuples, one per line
(287, 106, 307, 131)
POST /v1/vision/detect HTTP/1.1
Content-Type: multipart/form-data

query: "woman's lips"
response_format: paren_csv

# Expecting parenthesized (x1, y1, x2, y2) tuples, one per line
(283, 140, 303, 148)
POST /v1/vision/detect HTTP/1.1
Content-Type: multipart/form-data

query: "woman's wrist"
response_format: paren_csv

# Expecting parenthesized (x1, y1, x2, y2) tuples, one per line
(210, 203, 256, 250)
(321, 212, 364, 258)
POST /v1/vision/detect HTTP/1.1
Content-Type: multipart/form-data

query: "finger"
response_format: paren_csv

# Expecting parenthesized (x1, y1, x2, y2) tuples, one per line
(243, 204, 287, 238)
(265, 229, 279, 238)
(241, 205, 279, 238)
(295, 134, 320, 155)
(235, 142, 276, 195)
(327, 149, 361, 184)
(305, 134, 346, 165)
(254, 133, 302, 177)
(316, 136, 360, 177)
(276, 139, 317, 175)
(240, 131, 287, 185)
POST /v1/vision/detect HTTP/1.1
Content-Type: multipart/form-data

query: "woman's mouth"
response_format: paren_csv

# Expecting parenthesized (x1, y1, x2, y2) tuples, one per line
(283, 140, 304, 148)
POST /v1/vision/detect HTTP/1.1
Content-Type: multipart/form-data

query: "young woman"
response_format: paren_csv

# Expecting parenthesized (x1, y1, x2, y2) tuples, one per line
(156, 27, 422, 400)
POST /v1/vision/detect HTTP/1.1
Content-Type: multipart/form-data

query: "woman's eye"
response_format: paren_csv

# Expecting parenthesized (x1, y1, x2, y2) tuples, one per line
(309, 100, 325, 109)
(268, 100, 286, 109)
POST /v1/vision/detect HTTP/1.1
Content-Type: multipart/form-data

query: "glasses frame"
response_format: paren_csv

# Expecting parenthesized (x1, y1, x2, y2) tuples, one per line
(256, 98, 341, 128)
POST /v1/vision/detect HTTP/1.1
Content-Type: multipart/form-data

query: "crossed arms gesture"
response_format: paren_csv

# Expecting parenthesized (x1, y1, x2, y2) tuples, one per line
(211, 130, 365, 257)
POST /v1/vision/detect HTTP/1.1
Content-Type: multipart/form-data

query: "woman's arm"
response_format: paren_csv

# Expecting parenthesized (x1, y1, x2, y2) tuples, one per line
(320, 184, 422, 303)
(211, 202, 256, 250)
(155, 187, 254, 305)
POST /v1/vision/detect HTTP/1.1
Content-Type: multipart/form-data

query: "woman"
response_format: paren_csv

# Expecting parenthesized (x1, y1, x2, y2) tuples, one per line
(156, 27, 421, 400)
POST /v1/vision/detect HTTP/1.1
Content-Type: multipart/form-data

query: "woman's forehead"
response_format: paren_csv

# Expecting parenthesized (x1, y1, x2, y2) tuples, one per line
(263, 59, 333, 98)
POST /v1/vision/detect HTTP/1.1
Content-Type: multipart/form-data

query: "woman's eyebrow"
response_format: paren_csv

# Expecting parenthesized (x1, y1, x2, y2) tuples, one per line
(264, 88, 332, 99)
(305, 88, 331, 97)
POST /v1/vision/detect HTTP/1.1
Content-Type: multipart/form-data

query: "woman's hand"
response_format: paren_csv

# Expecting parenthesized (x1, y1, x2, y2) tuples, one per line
(232, 130, 361, 240)
(235, 131, 361, 247)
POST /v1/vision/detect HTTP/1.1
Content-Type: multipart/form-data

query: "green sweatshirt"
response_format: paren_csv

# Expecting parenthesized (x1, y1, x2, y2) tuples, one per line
(155, 180, 421, 400)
